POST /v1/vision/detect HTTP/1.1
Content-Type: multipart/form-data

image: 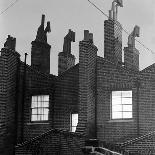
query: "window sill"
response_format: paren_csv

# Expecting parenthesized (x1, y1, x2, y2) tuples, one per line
(108, 119, 134, 123)
(27, 122, 50, 125)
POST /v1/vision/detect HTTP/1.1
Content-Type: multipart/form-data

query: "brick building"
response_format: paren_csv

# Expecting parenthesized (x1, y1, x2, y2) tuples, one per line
(0, 2, 155, 155)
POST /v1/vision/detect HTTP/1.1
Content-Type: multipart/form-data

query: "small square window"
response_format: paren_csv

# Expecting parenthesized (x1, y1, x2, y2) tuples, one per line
(31, 95, 49, 122)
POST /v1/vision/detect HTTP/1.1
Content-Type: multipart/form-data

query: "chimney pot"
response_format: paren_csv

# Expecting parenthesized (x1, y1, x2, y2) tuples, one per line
(84, 30, 89, 41)
(89, 33, 93, 43)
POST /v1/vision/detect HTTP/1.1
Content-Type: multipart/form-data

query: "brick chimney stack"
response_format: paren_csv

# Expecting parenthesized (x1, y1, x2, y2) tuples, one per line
(124, 25, 140, 71)
(104, 0, 123, 64)
(76, 30, 98, 138)
(58, 29, 75, 75)
(0, 36, 20, 154)
(31, 14, 51, 74)
(104, 20, 123, 64)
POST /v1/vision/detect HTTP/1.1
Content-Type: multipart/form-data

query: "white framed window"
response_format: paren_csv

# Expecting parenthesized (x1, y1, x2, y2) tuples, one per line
(70, 113, 78, 132)
(31, 95, 49, 121)
(111, 91, 132, 119)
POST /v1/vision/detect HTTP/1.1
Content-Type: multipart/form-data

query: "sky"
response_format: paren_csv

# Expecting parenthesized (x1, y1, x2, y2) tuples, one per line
(0, 0, 155, 75)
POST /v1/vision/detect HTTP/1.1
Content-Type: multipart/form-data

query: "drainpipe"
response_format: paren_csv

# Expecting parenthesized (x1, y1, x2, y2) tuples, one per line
(21, 53, 28, 141)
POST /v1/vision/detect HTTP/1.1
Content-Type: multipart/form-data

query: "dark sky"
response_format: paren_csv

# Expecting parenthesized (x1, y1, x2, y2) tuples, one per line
(1, 0, 155, 75)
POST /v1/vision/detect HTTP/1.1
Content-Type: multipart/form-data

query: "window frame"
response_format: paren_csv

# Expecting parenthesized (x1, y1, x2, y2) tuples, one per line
(111, 90, 133, 120)
(30, 95, 50, 122)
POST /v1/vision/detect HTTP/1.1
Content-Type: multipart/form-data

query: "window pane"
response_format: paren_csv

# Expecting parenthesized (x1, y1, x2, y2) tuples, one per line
(112, 91, 121, 98)
(112, 98, 121, 105)
(112, 112, 122, 119)
(44, 95, 49, 101)
(72, 114, 78, 126)
(38, 108, 44, 115)
(44, 102, 49, 107)
(31, 102, 37, 108)
(112, 105, 122, 112)
(32, 96, 37, 102)
(40, 115, 44, 121)
(123, 112, 132, 118)
(122, 91, 132, 97)
(71, 127, 76, 132)
(38, 96, 41, 102)
(31, 115, 37, 121)
(32, 108, 37, 114)
(123, 105, 132, 111)
(71, 114, 78, 132)
(44, 108, 49, 115)
(122, 98, 132, 105)
(43, 115, 48, 120)
(37, 115, 42, 121)
(37, 101, 41, 107)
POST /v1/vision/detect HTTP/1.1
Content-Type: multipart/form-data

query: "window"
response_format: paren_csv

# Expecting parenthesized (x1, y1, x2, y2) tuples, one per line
(71, 113, 78, 132)
(111, 91, 132, 119)
(31, 95, 49, 121)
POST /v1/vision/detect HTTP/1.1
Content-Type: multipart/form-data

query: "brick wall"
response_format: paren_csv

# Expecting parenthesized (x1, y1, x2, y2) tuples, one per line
(76, 39, 98, 139)
(17, 59, 79, 143)
(0, 48, 20, 154)
(139, 65, 155, 135)
(17, 63, 56, 142)
(96, 56, 139, 143)
(54, 64, 79, 130)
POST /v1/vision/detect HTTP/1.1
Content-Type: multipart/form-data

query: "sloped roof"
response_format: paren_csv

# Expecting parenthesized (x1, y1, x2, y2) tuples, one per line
(140, 63, 155, 73)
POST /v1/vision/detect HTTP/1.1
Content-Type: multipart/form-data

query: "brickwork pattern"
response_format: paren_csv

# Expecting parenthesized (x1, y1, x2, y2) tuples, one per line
(54, 64, 79, 130)
(121, 132, 155, 154)
(18, 63, 56, 142)
(124, 47, 139, 70)
(104, 20, 122, 63)
(31, 41, 51, 74)
(76, 40, 98, 138)
(139, 66, 155, 135)
(0, 48, 20, 154)
(15, 128, 85, 155)
(58, 52, 75, 75)
(96, 56, 139, 143)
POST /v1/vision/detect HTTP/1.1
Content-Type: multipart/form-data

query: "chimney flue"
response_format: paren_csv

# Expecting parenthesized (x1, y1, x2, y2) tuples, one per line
(89, 33, 93, 44)
(84, 30, 89, 41)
